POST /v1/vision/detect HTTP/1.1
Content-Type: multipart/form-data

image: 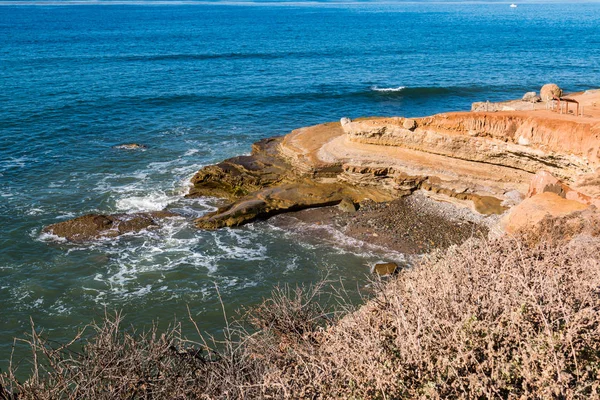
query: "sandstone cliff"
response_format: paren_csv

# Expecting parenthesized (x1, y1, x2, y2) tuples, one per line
(46, 88, 600, 239)
(186, 88, 600, 233)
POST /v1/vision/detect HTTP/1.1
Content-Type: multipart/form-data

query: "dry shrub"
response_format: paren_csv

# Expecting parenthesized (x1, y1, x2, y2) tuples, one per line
(0, 310, 265, 399)
(260, 235, 600, 399)
(3, 232, 600, 399)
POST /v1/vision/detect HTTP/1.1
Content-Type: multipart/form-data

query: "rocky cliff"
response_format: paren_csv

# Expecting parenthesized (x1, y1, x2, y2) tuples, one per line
(342, 113, 600, 181)
(46, 88, 600, 240)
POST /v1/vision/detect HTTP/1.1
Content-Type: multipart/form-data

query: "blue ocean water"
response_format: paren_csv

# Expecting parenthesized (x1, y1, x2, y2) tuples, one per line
(1, 1, 599, 370)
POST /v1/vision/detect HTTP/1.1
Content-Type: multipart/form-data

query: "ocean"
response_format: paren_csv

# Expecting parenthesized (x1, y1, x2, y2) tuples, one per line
(1, 1, 599, 370)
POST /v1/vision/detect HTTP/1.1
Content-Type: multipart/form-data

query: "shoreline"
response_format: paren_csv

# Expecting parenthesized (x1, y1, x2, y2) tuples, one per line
(270, 190, 493, 257)
(42, 85, 600, 260)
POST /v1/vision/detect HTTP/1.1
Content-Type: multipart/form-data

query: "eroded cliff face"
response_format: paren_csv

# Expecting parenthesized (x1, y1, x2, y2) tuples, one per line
(343, 113, 600, 182)
(45, 90, 600, 238)
(183, 107, 600, 230)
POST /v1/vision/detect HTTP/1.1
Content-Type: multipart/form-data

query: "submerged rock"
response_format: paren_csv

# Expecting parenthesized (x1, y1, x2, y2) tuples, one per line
(43, 211, 177, 242)
(114, 143, 148, 150)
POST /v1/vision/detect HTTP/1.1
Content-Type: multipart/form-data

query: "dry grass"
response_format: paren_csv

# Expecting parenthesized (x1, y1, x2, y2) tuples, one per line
(3, 230, 600, 399)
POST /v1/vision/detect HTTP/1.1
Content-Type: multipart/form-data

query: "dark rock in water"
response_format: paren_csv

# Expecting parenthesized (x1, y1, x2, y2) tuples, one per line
(338, 197, 358, 213)
(195, 183, 348, 230)
(373, 262, 399, 276)
(43, 211, 177, 242)
(114, 143, 148, 150)
(186, 137, 290, 200)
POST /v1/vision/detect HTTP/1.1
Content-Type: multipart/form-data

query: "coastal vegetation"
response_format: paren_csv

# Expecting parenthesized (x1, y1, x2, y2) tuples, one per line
(12, 87, 600, 398)
(4, 4, 600, 398)
(3, 222, 600, 398)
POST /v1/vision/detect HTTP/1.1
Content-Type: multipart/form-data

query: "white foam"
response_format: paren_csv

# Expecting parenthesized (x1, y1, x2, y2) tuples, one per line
(266, 219, 405, 263)
(184, 149, 200, 156)
(0, 156, 30, 171)
(38, 231, 68, 243)
(212, 228, 268, 261)
(371, 85, 406, 92)
(27, 207, 44, 215)
(50, 300, 72, 316)
(56, 212, 76, 220)
(285, 256, 299, 273)
(115, 191, 176, 212)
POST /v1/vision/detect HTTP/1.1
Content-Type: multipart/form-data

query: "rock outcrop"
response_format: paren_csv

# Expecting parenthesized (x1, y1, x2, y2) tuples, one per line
(195, 183, 351, 229)
(45, 88, 600, 245)
(187, 137, 290, 200)
(540, 83, 563, 101)
(522, 92, 540, 103)
(186, 89, 600, 231)
(341, 113, 600, 181)
(43, 211, 177, 242)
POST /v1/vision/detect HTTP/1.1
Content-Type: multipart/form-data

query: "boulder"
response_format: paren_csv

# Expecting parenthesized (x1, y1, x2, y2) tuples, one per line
(114, 143, 147, 150)
(338, 198, 358, 213)
(402, 118, 417, 131)
(43, 211, 177, 242)
(522, 92, 539, 102)
(373, 262, 398, 276)
(540, 83, 562, 101)
(501, 192, 588, 234)
(340, 117, 352, 127)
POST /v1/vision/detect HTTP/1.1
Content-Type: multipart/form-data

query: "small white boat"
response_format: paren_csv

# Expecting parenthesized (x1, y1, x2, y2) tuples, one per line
(510, 3, 518, 7)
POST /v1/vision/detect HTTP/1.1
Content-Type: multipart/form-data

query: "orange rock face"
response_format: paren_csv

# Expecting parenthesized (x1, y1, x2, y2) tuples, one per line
(187, 88, 600, 232)
(527, 170, 600, 208)
(501, 192, 589, 234)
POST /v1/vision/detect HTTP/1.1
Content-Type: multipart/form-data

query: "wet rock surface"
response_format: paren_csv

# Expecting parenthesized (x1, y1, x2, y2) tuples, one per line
(270, 192, 492, 255)
(337, 196, 489, 254)
(195, 182, 349, 230)
(373, 262, 398, 276)
(43, 211, 177, 242)
(187, 137, 291, 200)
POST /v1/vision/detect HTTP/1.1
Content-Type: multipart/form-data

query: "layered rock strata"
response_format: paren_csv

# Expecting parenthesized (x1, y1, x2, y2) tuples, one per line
(189, 90, 600, 231)
(46, 88, 600, 239)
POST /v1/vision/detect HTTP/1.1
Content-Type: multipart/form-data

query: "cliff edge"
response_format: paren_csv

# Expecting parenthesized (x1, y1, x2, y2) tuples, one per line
(187, 87, 600, 236)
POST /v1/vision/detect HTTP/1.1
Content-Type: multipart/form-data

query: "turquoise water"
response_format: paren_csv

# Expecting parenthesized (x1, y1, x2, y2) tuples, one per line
(1, 1, 599, 370)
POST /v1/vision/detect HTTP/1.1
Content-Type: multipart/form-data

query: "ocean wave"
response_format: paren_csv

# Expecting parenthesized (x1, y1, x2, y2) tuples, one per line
(115, 191, 177, 212)
(367, 85, 502, 98)
(371, 86, 406, 92)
